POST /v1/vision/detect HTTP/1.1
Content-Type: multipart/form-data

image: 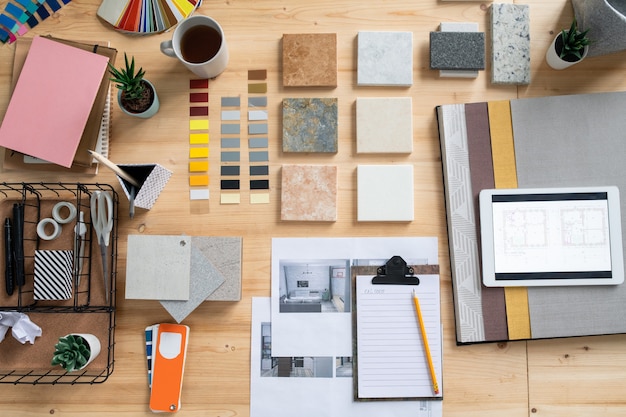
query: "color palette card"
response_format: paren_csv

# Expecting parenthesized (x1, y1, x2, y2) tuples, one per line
(97, 0, 200, 34)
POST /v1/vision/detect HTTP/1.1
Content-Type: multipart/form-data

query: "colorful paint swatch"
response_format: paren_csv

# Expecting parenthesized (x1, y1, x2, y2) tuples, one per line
(189, 133, 209, 144)
(190, 189, 210, 200)
(250, 193, 270, 204)
(249, 110, 268, 121)
(249, 151, 269, 162)
(190, 79, 209, 89)
(220, 193, 241, 204)
(190, 119, 209, 131)
(189, 161, 209, 172)
(249, 124, 268, 135)
(248, 83, 267, 94)
(221, 151, 240, 162)
(190, 175, 209, 186)
(221, 110, 240, 120)
(190, 106, 209, 116)
(190, 147, 209, 158)
(97, 0, 200, 34)
(249, 97, 267, 107)
(250, 180, 269, 190)
(250, 166, 269, 176)
(190, 92, 209, 102)
(221, 166, 240, 176)
(221, 97, 240, 107)
(221, 138, 240, 148)
(248, 69, 267, 80)
(221, 180, 240, 190)
(221, 124, 240, 134)
(249, 138, 268, 148)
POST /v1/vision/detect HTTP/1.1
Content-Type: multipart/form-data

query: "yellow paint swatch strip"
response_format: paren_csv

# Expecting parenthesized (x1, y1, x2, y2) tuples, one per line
(189, 161, 209, 172)
(189, 147, 209, 158)
(488, 100, 531, 340)
(189, 119, 209, 131)
(189, 175, 209, 186)
(190, 133, 209, 144)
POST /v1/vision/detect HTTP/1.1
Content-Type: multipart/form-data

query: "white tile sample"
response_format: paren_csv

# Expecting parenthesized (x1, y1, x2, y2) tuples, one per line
(357, 31, 413, 86)
(439, 22, 480, 78)
(357, 165, 414, 221)
(125, 235, 191, 300)
(356, 97, 413, 154)
(491, 3, 531, 85)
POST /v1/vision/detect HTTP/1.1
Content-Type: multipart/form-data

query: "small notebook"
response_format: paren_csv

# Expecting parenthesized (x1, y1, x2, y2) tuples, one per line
(354, 261, 443, 401)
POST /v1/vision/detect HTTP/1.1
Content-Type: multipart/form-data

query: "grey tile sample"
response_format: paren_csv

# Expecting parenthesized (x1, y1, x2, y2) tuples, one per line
(194, 236, 242, 301)
(430, 31, 485, 70)
(282, 98, 338, 153)
(491, 3, 530, 85)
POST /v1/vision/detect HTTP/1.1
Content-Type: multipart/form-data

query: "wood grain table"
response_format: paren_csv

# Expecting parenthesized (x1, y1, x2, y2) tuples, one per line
(1, 0, 625, 415)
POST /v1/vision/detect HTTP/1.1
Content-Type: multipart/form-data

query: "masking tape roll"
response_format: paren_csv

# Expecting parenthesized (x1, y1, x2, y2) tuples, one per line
(52, 201, 77, 224)
(37, 218, 61, 240)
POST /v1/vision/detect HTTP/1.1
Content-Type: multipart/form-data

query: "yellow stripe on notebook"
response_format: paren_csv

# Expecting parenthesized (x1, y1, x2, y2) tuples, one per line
(189, 119, 209, 131)
(189, 147, 209, 158)
(488, 100, 531, 340)
(189, 133, 209, 144)
(189, 161, 209, 172)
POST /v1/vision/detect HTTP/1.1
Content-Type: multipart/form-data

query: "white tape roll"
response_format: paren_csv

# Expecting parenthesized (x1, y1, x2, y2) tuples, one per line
(52, 201, 77, 224)
(37, 218, 62, 240)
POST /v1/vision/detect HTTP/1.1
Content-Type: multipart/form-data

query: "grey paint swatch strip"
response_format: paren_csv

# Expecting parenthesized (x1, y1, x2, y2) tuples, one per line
(221, 151, 241, 162)
(249, 151, 269, 162)
(249, 138, 268, 148)
(249, 97, 267, 107)
(250, 165, 269, 176)
(221, 138, 241, 148)
(249, 124, 268, 134)
(221, 97, 241, 107)
(221, 124, 241, 134)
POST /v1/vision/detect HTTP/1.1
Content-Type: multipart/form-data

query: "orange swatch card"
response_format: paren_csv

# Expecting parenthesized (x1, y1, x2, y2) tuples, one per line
(149, 323, 190, 413)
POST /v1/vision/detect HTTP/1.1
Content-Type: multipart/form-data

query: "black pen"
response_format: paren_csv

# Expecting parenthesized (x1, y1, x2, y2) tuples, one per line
(12, 203, 25, 287)
(4, 218, 14, 296)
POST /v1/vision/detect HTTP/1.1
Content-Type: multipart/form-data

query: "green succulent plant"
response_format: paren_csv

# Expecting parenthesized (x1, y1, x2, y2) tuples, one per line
(559, 19, 590, 60)
(108, 53, 147, 101)
(51, 334, 91, 372)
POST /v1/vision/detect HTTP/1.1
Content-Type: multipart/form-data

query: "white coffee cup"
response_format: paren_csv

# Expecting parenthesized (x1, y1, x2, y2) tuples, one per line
(160, 15, 229, 78)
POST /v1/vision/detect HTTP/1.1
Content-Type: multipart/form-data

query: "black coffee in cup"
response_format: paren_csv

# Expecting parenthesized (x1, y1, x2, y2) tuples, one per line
(180, 25, 222, 64)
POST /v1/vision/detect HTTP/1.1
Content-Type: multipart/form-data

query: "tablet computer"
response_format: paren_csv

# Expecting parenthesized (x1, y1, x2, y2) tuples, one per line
(479, 186, 624, 287)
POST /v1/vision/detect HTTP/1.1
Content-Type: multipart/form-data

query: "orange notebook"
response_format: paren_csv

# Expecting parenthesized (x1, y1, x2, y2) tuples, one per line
(149, 323, 190, 413)
(0, 36, 109, 168)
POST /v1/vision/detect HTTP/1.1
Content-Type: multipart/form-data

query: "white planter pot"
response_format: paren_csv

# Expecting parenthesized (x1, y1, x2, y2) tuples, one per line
(545, 33, 589, 70)
(117, 79, 160, 119)
(69, 333, 101, 370)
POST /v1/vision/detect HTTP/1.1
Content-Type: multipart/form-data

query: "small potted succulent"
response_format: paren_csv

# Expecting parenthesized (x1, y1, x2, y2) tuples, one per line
(108, 53, 160, 118)
(51, 333, 101, 372)
(546, 19, 591, 70)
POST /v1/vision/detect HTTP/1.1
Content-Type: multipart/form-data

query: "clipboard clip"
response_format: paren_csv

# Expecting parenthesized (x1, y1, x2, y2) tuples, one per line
(371, 256, 419, 285)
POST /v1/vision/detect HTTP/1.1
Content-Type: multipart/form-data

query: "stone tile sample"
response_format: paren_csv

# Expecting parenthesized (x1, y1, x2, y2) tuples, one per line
(491, 3, 530, 85)
(281, 164, 338, 221)
(439, 22, 480, 78)
(357, 164, 414, 221)
(282, 33, 338, 87)
(282, 98, 338, 153)
(356, 97, 413, 154)
(357, 31, 413, 86)
(196, 236, 242, 301)
(430, 31, 485, 70)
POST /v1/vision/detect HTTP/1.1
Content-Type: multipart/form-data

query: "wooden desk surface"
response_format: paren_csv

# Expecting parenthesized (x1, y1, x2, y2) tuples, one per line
(1, 0, 626, 415)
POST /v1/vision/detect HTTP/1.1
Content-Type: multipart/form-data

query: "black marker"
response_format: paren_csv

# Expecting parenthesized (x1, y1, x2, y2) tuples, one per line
(4, 218, 13, 296)
(12, 204, 25, 287)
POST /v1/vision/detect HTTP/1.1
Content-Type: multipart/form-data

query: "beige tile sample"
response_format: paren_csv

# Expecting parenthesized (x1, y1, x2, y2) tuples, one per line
(281, 164, 338, 221)
(356, 97, 413, 153)
(282, 33, 338, 87)
(357, 164, 414, 221)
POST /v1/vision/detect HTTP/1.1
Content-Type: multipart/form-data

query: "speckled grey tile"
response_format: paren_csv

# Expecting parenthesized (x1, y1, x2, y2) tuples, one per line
(193, 236, 242, 301)
(491, 3, 530, 85)
(357, 31, 413, 86)
(160, 245, 226, 323)
(282, 98, 338, 153)
(430, 31, 485, 70)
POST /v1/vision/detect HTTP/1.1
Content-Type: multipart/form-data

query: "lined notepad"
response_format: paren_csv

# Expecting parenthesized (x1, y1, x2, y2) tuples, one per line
(355, 274, 442, 400)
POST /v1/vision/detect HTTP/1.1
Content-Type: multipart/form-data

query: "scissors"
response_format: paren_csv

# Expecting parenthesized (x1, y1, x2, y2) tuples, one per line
(90, 191, 113, 304)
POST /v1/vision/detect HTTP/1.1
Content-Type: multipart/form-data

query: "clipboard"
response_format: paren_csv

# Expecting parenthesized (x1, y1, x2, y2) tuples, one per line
(352, 256, 443, 401)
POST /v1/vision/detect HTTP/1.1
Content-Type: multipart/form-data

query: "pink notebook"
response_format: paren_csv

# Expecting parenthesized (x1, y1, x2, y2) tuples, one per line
(0, 36, 109, 168)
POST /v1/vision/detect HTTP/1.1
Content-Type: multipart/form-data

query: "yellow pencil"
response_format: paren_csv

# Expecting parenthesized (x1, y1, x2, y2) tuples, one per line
(413, 289, 439, 395)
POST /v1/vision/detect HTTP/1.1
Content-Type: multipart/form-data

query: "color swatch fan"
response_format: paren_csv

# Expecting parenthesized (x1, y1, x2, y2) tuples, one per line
(97, 0, 201, 34)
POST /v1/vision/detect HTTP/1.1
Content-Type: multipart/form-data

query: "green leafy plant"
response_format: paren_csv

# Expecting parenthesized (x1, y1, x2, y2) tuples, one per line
(108, 53, 147, 101)
(559, 19, 590, 60)
(51, 334, 91, 372)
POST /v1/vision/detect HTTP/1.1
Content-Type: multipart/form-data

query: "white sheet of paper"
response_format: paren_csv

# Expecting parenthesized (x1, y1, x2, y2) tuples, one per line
(250, 297, 442, 417)
(356, 275, 442, 399)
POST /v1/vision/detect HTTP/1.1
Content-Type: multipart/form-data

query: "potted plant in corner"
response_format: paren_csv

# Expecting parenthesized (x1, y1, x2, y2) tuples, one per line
(546, 19, 591, 70)
(51, 333, 101, 372)
(109, 53, 160, 118)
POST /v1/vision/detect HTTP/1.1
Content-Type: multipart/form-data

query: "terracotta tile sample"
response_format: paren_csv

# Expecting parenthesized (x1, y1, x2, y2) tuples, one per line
(356, 97, 413, 153)
(357, 31, 413, 86)
(281, 164, 338, 221)
(282, 33, 338, 87)
(283, 98, 338, 153)
(357, 164, 414, 221)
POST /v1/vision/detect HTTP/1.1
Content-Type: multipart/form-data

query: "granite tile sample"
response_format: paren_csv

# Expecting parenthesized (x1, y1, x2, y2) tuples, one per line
(356, 97, 413, 154)
(438, 22, 480, 78)
(281, 164, 338, 221)
(283, 33, 338, 87)
(357, 164, 414, 221)
(357, 31, 413, 86)
(430, 31, 485, 70)
(282, 98, 338, 153)
(491, 3, 530, 85)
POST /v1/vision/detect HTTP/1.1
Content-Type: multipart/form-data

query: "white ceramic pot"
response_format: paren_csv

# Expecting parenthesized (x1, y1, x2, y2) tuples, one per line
(117, 79, 160, 118)
(71, 333, 101, 370)
(545, 32, 589, 70)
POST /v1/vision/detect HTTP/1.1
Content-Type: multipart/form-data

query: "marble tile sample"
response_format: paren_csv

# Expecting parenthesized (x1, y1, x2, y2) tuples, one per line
(282, 33, 338, 87)
(439, 22, 480, 78)
(357, 31, 413, 86)
(491, 3, 530, 85)
(430, 31, 485, 70)
(125, 235, 191, 300)
(356, 97, 413, 154)
(281, 164, 338, 221)
(357, 164, 414, 221)
(282, 98, 338, 153)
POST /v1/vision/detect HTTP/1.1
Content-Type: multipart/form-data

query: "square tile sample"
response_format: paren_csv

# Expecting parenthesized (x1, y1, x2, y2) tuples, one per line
(283, 98, 338, 153)
(357, 165, 414, 221)
(282, 33, 338, 87)
(125, 235, 191, 300)
(439, 22, 480, 78)
(281, 164, 338, 221)
(356, 97, 413, 153)
(430, 31, 485, 70)
(357, 31, 413, 86)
